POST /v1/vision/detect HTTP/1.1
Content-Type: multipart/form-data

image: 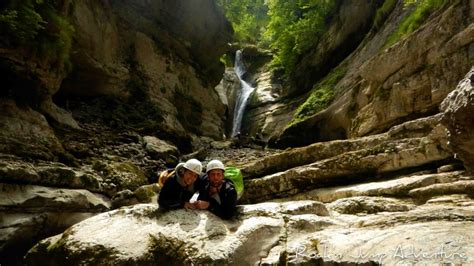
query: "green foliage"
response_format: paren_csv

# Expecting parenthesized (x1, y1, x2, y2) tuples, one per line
(0, 0, 75, 70)
(373, 0, 398, 30)
(0, 2, 44, 43)
(219, 53, 232, 67)
(216, 0, 269, 44)
(291, 67, 346, 123)
(386, 0, 447, 46)
(264, 0, 339, 76)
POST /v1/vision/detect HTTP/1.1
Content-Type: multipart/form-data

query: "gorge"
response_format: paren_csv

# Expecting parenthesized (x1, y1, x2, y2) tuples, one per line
(0, 0, 473, 265)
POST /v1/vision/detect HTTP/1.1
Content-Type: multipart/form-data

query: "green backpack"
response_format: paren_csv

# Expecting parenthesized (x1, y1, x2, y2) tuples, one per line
(224, 166, 244, 199)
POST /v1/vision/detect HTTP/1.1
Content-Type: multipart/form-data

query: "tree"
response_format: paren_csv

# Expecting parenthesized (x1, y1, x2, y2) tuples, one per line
(216, 0, 269, 44)
(263, 0, 338, 76)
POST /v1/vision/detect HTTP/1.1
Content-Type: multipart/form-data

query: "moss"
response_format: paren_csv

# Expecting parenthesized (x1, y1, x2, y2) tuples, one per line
(364, 144, 397, 156)
(92, 160, 110, 174)
(79, 173, 100, 190)
(373, 0, 398, 30)
(116, 162, 145, 177)
(220, 53, 233, 67)
(386, 0, 448, 47)
(116, 162, 147, 187)
(289, 67, 346, 126)
(134, 185, 156, 202)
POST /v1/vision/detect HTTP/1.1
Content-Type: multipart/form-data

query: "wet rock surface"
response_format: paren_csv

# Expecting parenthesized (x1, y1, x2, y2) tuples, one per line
(24, 200, 474, 265)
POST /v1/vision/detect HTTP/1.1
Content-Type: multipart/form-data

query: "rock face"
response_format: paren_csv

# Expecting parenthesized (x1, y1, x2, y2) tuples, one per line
(243, 66, 296, 141)
(1, 1, 474, 265)
(289, 0, 379, 97)
(24, 198, 474, 265)
(241, 123, 452, 203)
(0, 100, 65, 161)
(0, 183, 110, 265)
(214, 67, 241, 135)
(62, 0, 231, 140)
(0, 0, 232, 159)
(441, 67, 474, 174)
(241, 114, 442, 179)
(0, 2, 232, 262)
(247, 1, 473, 147)
(143, 136, 179, 164)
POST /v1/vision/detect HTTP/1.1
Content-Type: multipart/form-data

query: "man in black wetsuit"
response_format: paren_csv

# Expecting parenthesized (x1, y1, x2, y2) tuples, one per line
(158, 159, 202, 210)
(193, 159, 237, 219)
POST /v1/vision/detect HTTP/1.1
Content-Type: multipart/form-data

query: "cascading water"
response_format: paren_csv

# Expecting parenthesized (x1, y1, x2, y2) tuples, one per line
(231, 50, 255, 137)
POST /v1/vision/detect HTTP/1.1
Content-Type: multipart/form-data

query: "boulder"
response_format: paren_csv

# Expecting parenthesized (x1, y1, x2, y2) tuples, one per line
(0, 183, 110, 265)
(328, 196, 414, 214)
(91, 161, 148, 197)
(24, 200, 474, 265)
(0, 100, 65, 161)
(214, 67, 241, 136)
(111, 184, 160, 209)
(282, 171, 466, 203)
(241, 124, 452, 203)
(408, 180, 474, 203)
(0, 160, 102, 192)
(441, 67, 474, 174)
(241, 133, 388, 180)
(143, 136, 179, 163)
(210, 140, 233, 150)
(25, 201, 324, 265)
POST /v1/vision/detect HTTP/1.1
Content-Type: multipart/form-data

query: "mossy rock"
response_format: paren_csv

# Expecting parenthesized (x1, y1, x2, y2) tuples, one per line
(134, 184, 159, 203)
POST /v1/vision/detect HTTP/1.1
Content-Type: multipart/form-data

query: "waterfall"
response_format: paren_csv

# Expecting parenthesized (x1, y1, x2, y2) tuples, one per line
(231, 50, 255, 137)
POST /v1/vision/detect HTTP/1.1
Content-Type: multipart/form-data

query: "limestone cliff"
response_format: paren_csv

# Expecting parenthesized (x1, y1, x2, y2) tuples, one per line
(242, 0, 473, 148)
(0, 0, 232, 161)
(1, 1, 473, 265)
(0, 1, 232, 263)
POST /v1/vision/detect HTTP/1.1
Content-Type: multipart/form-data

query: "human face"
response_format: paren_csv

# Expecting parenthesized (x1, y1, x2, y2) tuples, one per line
(208, 169, 224, 187)
(183, 170, 198, 186)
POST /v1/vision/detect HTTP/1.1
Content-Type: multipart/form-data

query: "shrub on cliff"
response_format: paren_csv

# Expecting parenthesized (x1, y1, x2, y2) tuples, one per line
(0, 0, 74, 71)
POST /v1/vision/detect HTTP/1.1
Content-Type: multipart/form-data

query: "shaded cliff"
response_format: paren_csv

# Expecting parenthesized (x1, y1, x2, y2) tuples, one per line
(0, 1, 232, 264)
(0, 0, 233, 160)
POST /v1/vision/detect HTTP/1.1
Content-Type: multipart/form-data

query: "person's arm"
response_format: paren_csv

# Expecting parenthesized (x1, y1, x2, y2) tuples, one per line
(208, 185, 237, 220)
(158, 177, 183, 209)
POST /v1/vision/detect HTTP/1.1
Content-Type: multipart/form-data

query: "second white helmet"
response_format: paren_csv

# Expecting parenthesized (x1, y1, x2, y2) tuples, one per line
(183, 159, 202, 175)
(206, 159, 225, 173)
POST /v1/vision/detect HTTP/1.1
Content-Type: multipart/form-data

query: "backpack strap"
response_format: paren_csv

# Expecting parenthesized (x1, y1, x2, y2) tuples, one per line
(158, 169, 175, 187)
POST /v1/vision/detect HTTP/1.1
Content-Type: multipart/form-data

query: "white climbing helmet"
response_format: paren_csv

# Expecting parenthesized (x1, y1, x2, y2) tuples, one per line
(183, 159, 202, 175)
(206, 159, 225, 173)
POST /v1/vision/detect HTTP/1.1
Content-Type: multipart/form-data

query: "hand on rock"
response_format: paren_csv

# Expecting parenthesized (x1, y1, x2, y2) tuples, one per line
(184, 202, 196, 210)
(194, 200, 210, 210)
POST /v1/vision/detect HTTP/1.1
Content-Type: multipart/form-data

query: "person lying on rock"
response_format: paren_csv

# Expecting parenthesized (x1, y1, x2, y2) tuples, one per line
(158, 159, 202, 210)
(193, 159, 237, 220)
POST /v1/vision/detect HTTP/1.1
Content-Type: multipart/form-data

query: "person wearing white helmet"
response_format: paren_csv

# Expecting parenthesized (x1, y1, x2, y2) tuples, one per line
(158, 158, 203, 210)
(193, 159, 237, 219)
